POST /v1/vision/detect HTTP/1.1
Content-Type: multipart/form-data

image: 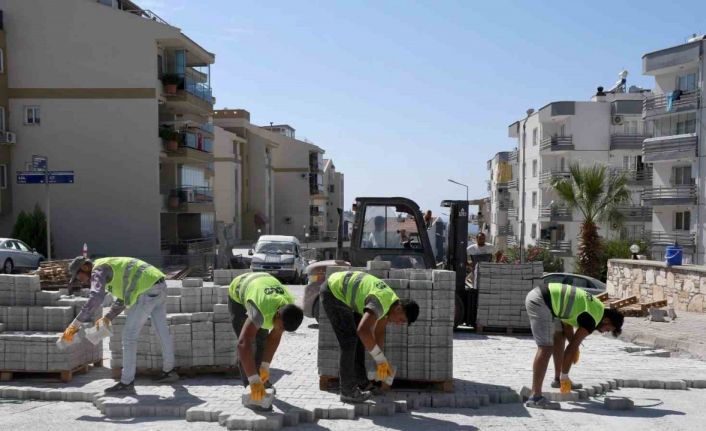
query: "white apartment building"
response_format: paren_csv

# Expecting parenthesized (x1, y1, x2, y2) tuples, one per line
(0, 0, 215, 262)
(486, 151, 513, 249)
(322, 159, 345, 240)
(504, 78, 653, 264)
(641, 35, 705, 264)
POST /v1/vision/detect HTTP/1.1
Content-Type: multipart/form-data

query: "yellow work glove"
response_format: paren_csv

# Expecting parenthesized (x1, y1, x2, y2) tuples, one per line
(95, 316, 111, 329)
(248, 375, 265, 401)
(376, 361, 393, 382)
(259, 362, 270, 383)
(573, 348, 580, 365)
(559, 373, 572, 394)
(61, 325, 80, 343)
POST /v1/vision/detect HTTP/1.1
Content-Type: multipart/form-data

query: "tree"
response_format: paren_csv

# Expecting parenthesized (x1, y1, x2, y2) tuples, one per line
(551, 163, 630, 279)
(12, 204, 49, 257)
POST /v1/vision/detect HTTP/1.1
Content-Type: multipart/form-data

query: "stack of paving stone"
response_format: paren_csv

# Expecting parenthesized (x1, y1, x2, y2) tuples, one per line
(318, 262, 455, 383)
(0, 274, 102, 374)
(110, 277, 238, 372)
(474, 262, 543, 330)
(212, 269, 253, 286)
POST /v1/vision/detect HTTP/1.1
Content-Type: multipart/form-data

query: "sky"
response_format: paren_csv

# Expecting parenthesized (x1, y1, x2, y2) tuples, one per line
(141, 0, 704, 216)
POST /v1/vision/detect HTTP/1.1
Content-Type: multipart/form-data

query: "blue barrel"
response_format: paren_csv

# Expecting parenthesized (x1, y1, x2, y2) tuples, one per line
(665, 245, 683, 266)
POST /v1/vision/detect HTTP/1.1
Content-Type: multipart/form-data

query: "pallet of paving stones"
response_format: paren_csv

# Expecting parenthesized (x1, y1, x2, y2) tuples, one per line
(474, 262, 543, 331)
(318, 262, 455, 388)
(1, 360, 101, 383)
(211, 268, 253, 286)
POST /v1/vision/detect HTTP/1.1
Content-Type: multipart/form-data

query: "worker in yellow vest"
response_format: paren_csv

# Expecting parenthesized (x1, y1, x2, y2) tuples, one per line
(61, 256, 177, 394)
(524, 282, 624, 409)
(321, 271, 419, 403)
(228, 273, 303, 403)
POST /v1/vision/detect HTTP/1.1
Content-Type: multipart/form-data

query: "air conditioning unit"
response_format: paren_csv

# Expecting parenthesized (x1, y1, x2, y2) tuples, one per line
(612, 115, 624, 125)
(5, 132, 16, 144)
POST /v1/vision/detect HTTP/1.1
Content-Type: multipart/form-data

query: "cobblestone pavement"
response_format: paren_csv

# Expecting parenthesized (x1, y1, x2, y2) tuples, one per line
(2, 286, 706, 430)
(620, 311, 706, 360)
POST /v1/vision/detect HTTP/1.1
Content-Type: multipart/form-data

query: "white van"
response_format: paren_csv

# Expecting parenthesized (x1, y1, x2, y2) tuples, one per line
(249, 235, 307, 284)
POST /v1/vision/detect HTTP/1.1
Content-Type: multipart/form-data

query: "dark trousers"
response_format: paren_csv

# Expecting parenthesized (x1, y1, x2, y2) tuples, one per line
(229, 297, 268, 386)
(320, 284, 368, 395)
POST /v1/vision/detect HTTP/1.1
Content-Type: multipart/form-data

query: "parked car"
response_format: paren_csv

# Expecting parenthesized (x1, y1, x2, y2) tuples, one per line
(0, 238, 45, 273)
(249, 235, 308, 284)
(303, 260, 351, 320)
(542, 272, 606, 296)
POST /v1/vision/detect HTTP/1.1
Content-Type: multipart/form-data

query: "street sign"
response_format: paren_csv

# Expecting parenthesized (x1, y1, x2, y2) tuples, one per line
(16, 170, 75, 184)
(32, 155, 48, 170)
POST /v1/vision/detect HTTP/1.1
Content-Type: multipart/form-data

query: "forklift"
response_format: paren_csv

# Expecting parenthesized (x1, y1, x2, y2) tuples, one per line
(344, 197, 476, 328)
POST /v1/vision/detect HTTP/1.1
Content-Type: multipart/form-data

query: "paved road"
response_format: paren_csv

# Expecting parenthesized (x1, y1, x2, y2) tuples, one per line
(2, 285, 706, 430)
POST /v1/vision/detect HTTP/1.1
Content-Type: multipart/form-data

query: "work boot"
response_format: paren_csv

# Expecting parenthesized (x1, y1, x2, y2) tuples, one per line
(340, 387, 373, 404)
(551, 379, 582, 390)
(359, 380, 384, 396)
(264, 380, 277, 395)
(104, 381, 135, 394)
(152, 369, 179, 383)
(525, 395, 561, 410)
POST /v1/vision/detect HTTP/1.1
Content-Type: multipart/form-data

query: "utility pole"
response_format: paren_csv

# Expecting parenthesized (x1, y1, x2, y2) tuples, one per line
(519, 109, 534, 263)
(45, 164, 51, 261)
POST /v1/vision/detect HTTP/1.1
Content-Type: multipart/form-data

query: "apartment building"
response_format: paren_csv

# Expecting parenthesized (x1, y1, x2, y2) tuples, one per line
(0, 0, 215, 262)
(641, 35, 705, 264)
(321, 158, 345, 240)
(504, 78, 653, 262)
(213, 125, 243, 241)
(486, 151, 513, 249)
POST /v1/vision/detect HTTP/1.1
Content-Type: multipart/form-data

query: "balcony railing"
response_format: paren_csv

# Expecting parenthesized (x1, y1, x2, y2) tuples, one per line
(643, 90, 700, 118)
(171, 186, 214, 204)
(507, 236, 518, 247)
(507, 178, 518, 189)
(539, 170, 571, 186)
(540, 136, 574, 151)
(509, 149, 518, 162)
(539, 239, 572, 254)
(498, 225, 513, 236)
(123, 8, 170, 26)
(539, 206, 572, 221)
(643, 133, 697, 163)
(184, 74, 213, 104)
(498, 200, 513, 211)
(651, 231, 696, 248)
(615, 206, 652, 221)
(181, 133, 213, 153)
(611, 168, 653, 184)
(610, 134, 651, 150)
(641, 185, 696, 205)
(507, 208, 519, 219)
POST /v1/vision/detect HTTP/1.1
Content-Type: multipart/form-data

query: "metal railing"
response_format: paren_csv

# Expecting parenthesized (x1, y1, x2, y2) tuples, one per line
(184, 73, 213, 104)
(507, 178, 518, 189)
(540, 136, 574, 151)
(181, 133, 214, 153)
(610, 134, 651, 150)
(651, 231, 695, 247)
(171, 186, 214, 204)
(123, 8, 170, 26)
(507, 208, 519, 219)
(641, 185, 696, 204)
(498, 225, 513, 235)
(498, 200, 513, 210)
(643, 90, 700, 118)
(615, 206, 652, 221)
(611, 168, 653, 183)
(539, 239, 572, 253)
(508, 149, 518, 162)
(539, 170, 571, 186)
(539, 206, 572, 220)
(643, 134, 697, 163)
(507, 236, 518, 247)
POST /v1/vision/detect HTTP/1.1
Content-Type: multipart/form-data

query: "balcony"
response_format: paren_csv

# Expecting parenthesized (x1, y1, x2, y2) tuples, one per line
(539, 206, 572, 221)
(615, 206, 652, 222)
(539, 239, 572, 255)
(507, 208, 519, 219)
(651, 231, 696, 248)
(539, 170, 571, 187)
(164, 187, 214, 213)
(540, 136, 574, 152)
(641, 185, 696, 205)
(498, 225, 513, 236)
(643, 90, 700, 119)
(162, 70, 214, 113)
(610, 134, 651, 150)
(507, 236, 518, 247)
(509, 149, 518, 162)
(161, 132, 213, 164)
(611, 168, 653, 184)
(498, 200, 513, 211)
(507, 178, 518, 189)
(642, 133, 697, 163)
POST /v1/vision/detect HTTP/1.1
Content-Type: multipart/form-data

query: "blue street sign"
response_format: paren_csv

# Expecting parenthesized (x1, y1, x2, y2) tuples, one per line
(16, 171, 75, 184)
(32, 155, 48, 170)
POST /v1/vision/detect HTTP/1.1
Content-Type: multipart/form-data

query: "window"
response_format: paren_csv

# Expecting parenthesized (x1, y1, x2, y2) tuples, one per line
(531, 192, 537, 208)
(0, 106, 5, 131)
(15, 241, 31, 252)
(0, 164, 6, 189)
(560, 124, 566, 136)
(532, 160, 537, 177)
(360, 204, 419, 249)
(532, 128, 538, 146)
(25, 106, 40, 125)
(530, 223, 537, 239)
(677, 73, 697, 92)
(673, 166, 692, 186)
(623, 156, 636, 170)
(675, 211, 691, 231)
(676, 117, 696, 135)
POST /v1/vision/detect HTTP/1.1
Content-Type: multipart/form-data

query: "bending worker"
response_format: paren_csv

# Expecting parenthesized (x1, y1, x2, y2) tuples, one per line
(228, 273, 304, 402)
(61, 256, 177, 394)
(524, 282, 624, 409)
(321, 270, 419, 403)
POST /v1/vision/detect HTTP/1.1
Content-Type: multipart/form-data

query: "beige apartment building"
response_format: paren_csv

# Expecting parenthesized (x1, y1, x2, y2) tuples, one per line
(0, 0, 215, 262)
(321, 159, 345, 240)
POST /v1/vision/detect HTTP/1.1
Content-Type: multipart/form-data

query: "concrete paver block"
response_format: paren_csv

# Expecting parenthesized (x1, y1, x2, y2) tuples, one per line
(604, 396, 634, 410)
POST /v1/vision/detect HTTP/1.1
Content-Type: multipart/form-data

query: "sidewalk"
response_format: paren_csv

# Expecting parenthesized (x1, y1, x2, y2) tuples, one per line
(619, 311, 706, 360)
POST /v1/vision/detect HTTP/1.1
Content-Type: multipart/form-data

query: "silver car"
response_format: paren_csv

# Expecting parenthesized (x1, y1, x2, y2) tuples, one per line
(542, 272, 606, 296)
(0, 238, 45, 273)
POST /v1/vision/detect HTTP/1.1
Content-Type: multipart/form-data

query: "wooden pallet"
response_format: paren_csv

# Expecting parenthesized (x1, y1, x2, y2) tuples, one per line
(608, 295, 639, 309)
(595, 292, 610, 302)
(110, 365, 240, 380)
(319, 375, 453, 393)
(474, 325, 532, 335)
(0, 361, 100, 383)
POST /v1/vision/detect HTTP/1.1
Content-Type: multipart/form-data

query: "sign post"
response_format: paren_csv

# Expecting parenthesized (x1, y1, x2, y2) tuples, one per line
(16, 157, 75, 262)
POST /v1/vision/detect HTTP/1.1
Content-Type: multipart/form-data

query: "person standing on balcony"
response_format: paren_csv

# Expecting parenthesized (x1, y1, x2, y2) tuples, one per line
(228, 273, 303, 403)
(61, 257, 178, 394)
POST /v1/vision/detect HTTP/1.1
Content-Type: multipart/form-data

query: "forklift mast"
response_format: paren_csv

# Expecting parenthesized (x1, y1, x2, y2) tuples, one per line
(441, 200, 469, 297)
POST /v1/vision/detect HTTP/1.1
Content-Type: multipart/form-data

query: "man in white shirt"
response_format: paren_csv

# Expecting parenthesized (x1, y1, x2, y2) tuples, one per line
(367, 216, 401, 248)
(467, 233, 494, 287)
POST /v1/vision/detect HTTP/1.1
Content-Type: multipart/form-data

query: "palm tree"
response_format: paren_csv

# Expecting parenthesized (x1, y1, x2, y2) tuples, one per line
(551, 163, 630, 279)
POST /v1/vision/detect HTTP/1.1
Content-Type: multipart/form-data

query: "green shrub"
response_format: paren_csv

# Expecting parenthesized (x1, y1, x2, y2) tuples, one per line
(11, 204, 49, 256)
(598, 239, 649, 281)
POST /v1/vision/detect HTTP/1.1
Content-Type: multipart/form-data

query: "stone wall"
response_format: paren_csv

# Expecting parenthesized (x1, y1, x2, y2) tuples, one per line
(607, 259, 706, 313)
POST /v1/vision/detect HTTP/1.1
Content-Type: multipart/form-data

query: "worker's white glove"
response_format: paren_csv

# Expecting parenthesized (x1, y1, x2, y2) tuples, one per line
(369, 345, 387, 365)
